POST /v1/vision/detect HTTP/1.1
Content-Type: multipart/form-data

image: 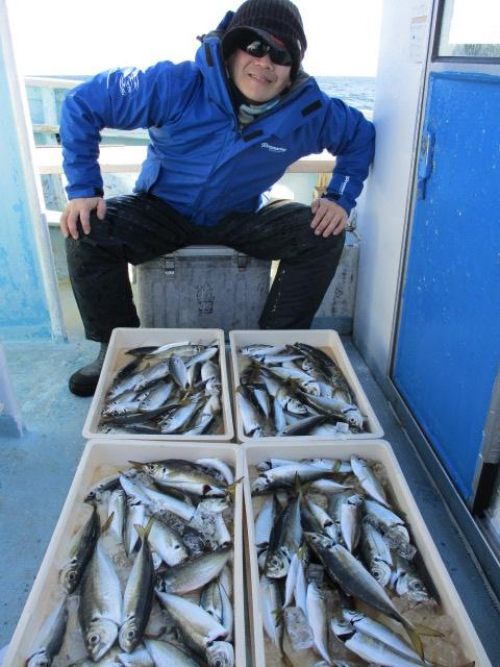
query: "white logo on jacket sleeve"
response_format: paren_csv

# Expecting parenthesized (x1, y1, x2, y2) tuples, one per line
(261, 142, 287, 153)
(119, 68, 140, 96)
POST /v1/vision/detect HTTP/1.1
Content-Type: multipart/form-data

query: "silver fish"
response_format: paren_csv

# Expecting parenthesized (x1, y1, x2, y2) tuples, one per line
(265, 493, 302, 579)
(27, 598, 68, 667)
(120, 475, 195, 522)
(351, 456, 389, 506)
(119, 520, 156, 653)
(260, 574, 283, 647)
(205, 641, 234, 667)
(304, 534, 418, 641)
(138, 379, 175, 411)
(196, 458, 234, 486)
(155, 591, 228, 655)
(143, 638, 201, 666)
(237, 389, 265, 437)
(340, 493, 364, 553)
(79, 539, 122, 661)
(331, 618, 424, 667)
(116, 647, 155, 666)
(133, 459, 226, 497)
(342, 610, 427, 665)
(392, 555, 431, 602)
(276, 386, 309, 415)
(125, 499, 146, 556)
(361, 521, 393, 587)
(60, 504, 100, 594)
(251, 462, 337, 494)
(169, 353, 189, 389)
(148, 517, 188, 567)
(156, 547, 232, 594)
(158, 394, 203, 434)
(305, 581, 331, 665)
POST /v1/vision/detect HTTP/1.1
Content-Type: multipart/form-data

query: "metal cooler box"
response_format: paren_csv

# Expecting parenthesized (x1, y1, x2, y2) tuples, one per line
(137, 246, 272, 333)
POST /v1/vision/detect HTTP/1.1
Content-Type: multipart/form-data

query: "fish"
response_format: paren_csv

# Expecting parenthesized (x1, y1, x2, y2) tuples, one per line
(116, 646, 155, 666)
(265, 491, 302, 579)
(143, 638, 202, 666)
(131, 458, 227, 497)
(60, 504, 100, 594)
(27, 598, 68, 667)
(340, 493, 364, 553)
(351, 456, 389, 506)
(251, 463, 339, 495)
(260, 574, 283, 647)
(119, 474, 196, 522)
(237, 387, 266, 437)
(342, 610, 428, 665)
(304, 534, 422, 655)
(148, 517, 188, 567)
(360, 520, 393, 587)
(331, 618, 425, 667)
(154, 591, 228, 660)
(79, 529, 123, 661)
(156, 547, 232, 594)
(305, 581, 331, 664)
(119, 519, 156, 653)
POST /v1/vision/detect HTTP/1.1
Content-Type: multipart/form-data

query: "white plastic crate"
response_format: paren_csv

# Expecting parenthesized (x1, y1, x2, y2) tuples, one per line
(229, 329, 383, 443)
(82, 327, 234, 441)
(242, 440, 491, 667)
(4, 440, 246, 667)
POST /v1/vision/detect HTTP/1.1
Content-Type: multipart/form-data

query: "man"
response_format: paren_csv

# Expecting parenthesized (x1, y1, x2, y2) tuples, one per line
(59, 0, 375, 397)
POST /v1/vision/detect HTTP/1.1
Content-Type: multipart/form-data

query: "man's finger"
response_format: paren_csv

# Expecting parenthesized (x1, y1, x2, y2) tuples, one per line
(59, 210, 69, 239)
(322, 216, 347, 238)
(96, 198, 107, 220)
(80, 208, 91, 235)
(67, 209, 80, 240)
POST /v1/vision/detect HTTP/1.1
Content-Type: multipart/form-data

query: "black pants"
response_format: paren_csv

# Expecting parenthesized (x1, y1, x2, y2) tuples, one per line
(66, 193, 346, 342)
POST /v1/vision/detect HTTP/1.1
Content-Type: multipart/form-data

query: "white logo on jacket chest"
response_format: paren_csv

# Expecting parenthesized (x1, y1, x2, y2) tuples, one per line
(261, 142, 287, 153)
(119, 68, 140, 96)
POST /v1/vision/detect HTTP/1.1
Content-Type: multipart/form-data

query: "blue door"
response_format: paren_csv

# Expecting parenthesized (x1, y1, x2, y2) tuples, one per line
(392, 70, 500, 501)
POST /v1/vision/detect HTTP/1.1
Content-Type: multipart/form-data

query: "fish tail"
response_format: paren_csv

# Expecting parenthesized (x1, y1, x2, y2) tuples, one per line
(402, 617, 425, 660)
(134, 515, 155, 543)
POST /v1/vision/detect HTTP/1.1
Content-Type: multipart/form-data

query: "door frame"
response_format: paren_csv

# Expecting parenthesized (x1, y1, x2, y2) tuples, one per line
(384, 0, 500, 598)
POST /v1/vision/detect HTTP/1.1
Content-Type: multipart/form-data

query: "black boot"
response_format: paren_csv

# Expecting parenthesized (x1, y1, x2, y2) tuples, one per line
(69, 343, 109, 397)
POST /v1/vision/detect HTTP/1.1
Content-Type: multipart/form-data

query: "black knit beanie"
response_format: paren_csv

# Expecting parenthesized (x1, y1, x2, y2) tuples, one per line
(222, 0, 307, 78)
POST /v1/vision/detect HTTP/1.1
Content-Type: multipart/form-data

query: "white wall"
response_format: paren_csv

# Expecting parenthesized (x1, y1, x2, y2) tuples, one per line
(353, 0, 434, 384)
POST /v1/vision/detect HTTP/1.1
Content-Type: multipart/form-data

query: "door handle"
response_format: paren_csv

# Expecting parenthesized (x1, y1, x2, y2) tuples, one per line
(417, 130, 435, 200)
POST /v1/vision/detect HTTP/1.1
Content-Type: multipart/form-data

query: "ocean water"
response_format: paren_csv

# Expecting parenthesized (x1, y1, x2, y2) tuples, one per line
(315, 75, 376, 113)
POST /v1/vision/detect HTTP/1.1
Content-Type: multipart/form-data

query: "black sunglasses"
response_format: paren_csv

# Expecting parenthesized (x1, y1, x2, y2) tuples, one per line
(241, 39, 293, 67)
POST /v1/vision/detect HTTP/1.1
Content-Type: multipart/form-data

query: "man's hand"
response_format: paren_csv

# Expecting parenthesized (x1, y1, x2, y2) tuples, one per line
(310, 198, 348, 238)
(60, 197, 107, 240)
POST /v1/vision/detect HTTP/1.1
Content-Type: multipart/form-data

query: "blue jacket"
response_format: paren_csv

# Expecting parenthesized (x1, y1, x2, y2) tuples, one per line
(60, 17, 375, 226)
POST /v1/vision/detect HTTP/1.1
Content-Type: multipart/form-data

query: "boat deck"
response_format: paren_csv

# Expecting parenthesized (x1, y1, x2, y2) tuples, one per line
(1, 292, 500, 663)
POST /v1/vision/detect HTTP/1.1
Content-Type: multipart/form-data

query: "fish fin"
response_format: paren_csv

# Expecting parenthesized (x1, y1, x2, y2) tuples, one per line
(128, 460, 145, 470)
(101, 512, 114, 533)
(226, 476, 245, 499)
(413, 623, 445, 638)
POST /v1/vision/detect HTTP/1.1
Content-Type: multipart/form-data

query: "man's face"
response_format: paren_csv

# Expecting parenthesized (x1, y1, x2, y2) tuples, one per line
(228, 48, 292, 104)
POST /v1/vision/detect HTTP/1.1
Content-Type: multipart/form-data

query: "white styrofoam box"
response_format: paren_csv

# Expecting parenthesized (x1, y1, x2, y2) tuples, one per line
(242, 441, 492, 667)
(5, 441, 246, 667)
(229, 329, 383, 443)
(82, 327, 234, 441)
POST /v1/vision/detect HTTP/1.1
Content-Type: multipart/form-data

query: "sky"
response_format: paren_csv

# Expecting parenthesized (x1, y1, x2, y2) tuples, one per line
(6, 0, 382, 78)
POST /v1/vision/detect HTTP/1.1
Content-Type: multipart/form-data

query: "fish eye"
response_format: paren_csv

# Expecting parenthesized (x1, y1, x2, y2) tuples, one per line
(127, 628, 136, 639)
(89, 633, 100, 645)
